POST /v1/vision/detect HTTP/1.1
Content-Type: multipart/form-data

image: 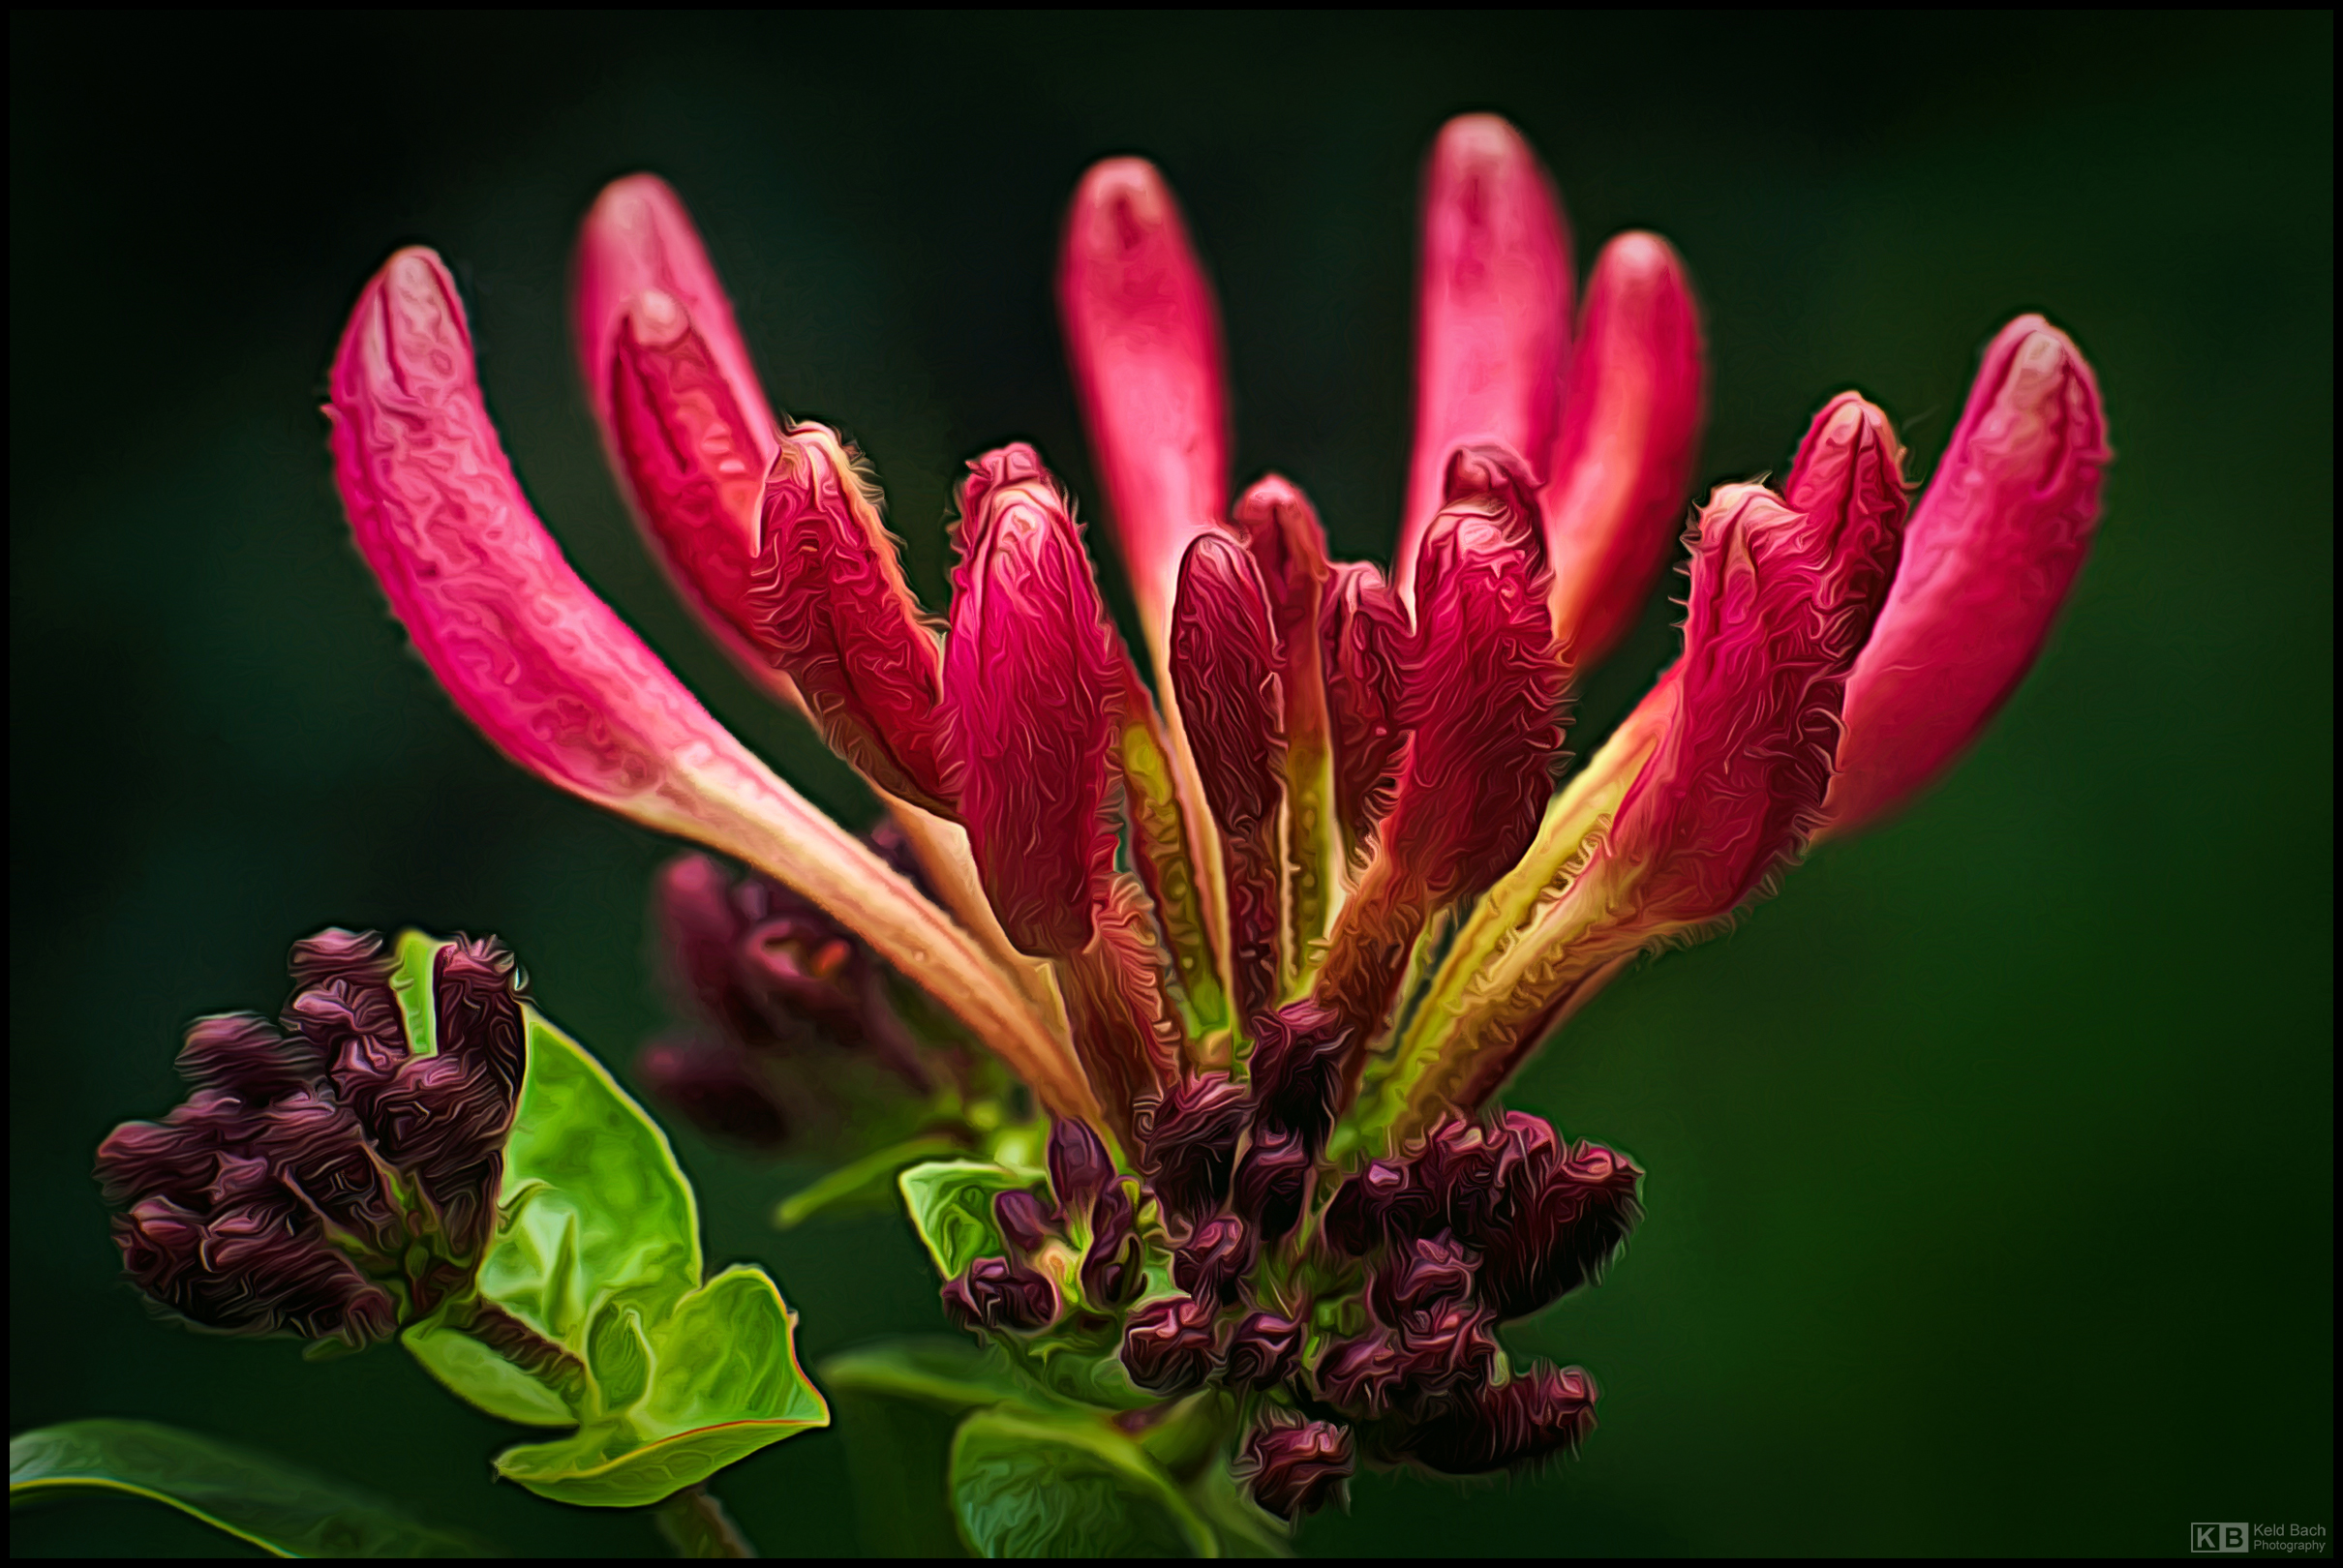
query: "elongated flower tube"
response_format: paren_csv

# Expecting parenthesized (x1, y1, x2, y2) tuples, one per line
(1541, 232, 1707, 665)
(327, 248, 1093, 1124)
(1398, 114, 1575, 600)
(1823, 316, 2112, 835)
(325, 117, 2110, 1538)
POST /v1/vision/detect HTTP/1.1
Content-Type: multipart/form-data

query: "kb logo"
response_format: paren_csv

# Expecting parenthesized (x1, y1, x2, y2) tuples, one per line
(2192, 1523, 2250, 1553)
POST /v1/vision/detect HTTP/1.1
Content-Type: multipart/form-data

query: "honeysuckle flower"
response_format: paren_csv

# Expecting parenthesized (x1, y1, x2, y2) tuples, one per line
(327, 107, 2108, 1536)
(96, 930, 525, 1347)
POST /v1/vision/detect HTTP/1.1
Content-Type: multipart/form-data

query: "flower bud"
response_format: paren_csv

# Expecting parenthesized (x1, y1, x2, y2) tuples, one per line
(749, 423, 956, 814)
(1367, 1233, 1478, 1325)
(1389, 1362, 1597, 1474)
(1475, 1141, 1643, 1321)
(632, 1036, 791, 1148)
(1320, 561, 1412, 851)
(1826, 317, 2111, 836)
(1389, 1299, 1501, 1407)
(944, 444, 1122, 959)
(1317, 1330, 1406, 1417)
(1412, 1111, 1558, 1241)
(1118, 1296, 1219, 1395)
(1080, 1181, 1144, 1309)
(1048, 1117, 1116, 1215)
(1541, 232, 1706, 666)
(1237, 1414, 1354, 1521)
(287, 927, 394, 991)
(1137, 1073, 1249, 1225)
(940, 1255, 1059, 1335)
(175, 1014, 323, 1103)
(992, 1189, 1051, 1255)
(1058, 158, 1230, 676)
(1248, 1000, 1351, 1156)
(253, 1091, 399, 1252)
(1172, 1215, 1256, 1308)
(1399, 115, 1573, 599)
(1322, 1156, 1425, 1256)
(1171, 532, 1285, 1023)
(1222, 1311, 1306, 1390)
(1232, 1125, 1309, 1242)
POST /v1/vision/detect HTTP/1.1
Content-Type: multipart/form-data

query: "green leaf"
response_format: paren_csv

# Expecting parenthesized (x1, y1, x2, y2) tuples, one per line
(1190, 1456, 1293, 1558)
(403, 1006, 698, 1423)
(490, 1266, 829, 1507)
(387, 929, 451, 1059)
(8, 1420, 487, 1558)
(818, 1338, 1035, 1412)
(898, 1161, 1036, 1279)
(949, 1406, 1217, 1558)
(775, 1134, 968, 1229)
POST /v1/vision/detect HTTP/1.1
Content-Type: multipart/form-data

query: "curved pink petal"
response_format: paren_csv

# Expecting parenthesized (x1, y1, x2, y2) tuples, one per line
(1823, 317, 2111, 836)
(328, 248, 1093, 1122)
(1057, 157, 1232, 670)
(1541, 232, 1707, 666)
(1396, 115, 1574, 601)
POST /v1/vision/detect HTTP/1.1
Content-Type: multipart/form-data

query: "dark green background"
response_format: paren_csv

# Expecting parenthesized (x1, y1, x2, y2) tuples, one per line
(11, 14, 2331, 1557)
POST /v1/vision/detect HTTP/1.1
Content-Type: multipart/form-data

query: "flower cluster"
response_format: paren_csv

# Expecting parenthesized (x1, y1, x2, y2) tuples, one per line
(323, 111, 2107, 1530)
(94, 930, 526, 1346)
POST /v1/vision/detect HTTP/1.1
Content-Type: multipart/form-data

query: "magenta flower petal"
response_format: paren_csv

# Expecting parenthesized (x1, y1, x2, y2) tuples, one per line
(1056, 158, 1232, 671)
(1319, 560, 1413, 853)
(1824, 316, 2112, 836)
(328, 249, 1093, 1121)
(1542, 232, 1707, 666)
(751, 422, 956, 815)
(1398, 115, 1575, 599)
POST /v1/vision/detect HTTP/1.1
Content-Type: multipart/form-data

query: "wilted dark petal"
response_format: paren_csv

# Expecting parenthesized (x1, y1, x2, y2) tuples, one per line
(1119, 1296, 1219, 1395)
(1222, 1310, 1306, 1390)
(1232, 1126, 1309, 1242)
(992, 1189, 1052, 1255)
(175, 1013, 322, 1103)
(634, 1035, 791, 1148)
(1238, 1414, 1354, 1521)
(1172, 1215, 1256, 1308)
(434, 937, 527, 1101)
(1317, 1330, 1406, 1417)
(1138, 1073, 1249, 1225)
(1475, 1141, 1643, 1320)
(940, 1256, 1058, 1334)
(1319, 561, 1412, 850)
(1047, 1117, 1116, 1214)
(1388, 1362, 1598, 1473)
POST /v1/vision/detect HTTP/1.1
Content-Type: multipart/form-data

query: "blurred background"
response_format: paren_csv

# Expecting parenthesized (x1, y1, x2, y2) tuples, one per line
(10, 13, 2331, 1556)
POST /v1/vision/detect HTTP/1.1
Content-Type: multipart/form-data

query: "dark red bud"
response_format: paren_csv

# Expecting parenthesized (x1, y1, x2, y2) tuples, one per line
(1389, 1362, 1598, 1474)
(1080, 1181, 1145, 1309)
(255, 1092, 399, 1251)
(1412, 1111, 1560, 1241)
(1223, 1310, 1306, 1390)
(633, 1035, 790, 1148)
(1248, 1001, 1351, 1156)
(1386, 1298, 1499, 1407)
(1474, 1141, 1644, 1320)
(1368, 1233, 1479, 1325)
(1048, 1117, 1115, 1212)
(1118, 1296, 1219, 1395)
(432, 937, 527, 1101)
(286, 928, 393, 992)
(1320, 561, 1412, 849)
(1238, 1415, 1354, 1521)
(1172, 1215, 1256, 1308)
(175, 1014, 322, 1103)
(1232, 1126, 1309, 1242)
(992, 1189, 1051, 1255)
(1317, 1330, 1406, 1417)
(940, 1255, 1059, 1335)
(93, 1092, 241, 1208)
(1138, 1074, 1249, 1224)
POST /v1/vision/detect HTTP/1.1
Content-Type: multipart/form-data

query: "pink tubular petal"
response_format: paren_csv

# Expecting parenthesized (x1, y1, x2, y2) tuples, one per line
(1824, 317, 2111, 836)
(329, 249, 1094, 1123)
(750, 422, 956, 814)
(1397, 116, 1575, 601)
(1057, 158, 1232, 668)
(1320, 561, 1414, 854)
(944, 444, 1124, 960)
(1172, 533, 1285, 1025)
(1542, 232, 1707, 666)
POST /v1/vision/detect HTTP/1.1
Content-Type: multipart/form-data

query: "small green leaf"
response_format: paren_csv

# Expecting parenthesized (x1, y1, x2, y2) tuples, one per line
(388, 929, 451, 1059)
(401, 1315, 575, 1427)
(8, 1419, 488, 1558)
(491, 1266, 829, 1507)
(775, 1134, 968, 1229)
(585, 1301, 653, 1416)
(949, 1406, 1217, 1558)
(818, 1338, 1035, 1412)
(898, 1161, 1035, 1279)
